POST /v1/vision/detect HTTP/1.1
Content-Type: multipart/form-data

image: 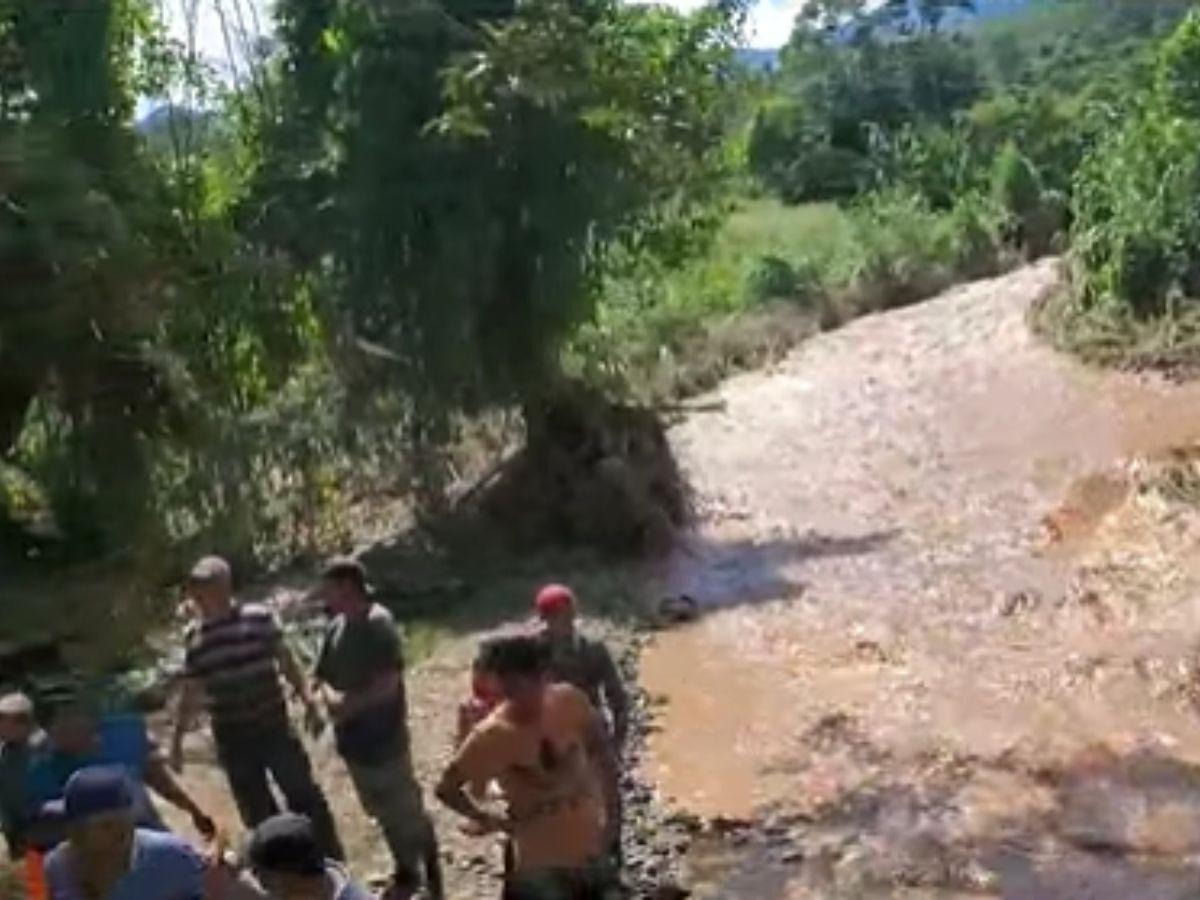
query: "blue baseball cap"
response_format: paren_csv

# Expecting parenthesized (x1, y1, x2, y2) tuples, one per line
(62, 766, 134, 822)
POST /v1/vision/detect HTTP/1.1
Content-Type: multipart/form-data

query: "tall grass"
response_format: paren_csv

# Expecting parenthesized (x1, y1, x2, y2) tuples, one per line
(577, 192, 1012, 401)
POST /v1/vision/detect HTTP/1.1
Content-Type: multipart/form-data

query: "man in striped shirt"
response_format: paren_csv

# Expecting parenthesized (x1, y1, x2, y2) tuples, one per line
(169, 556, 343, 861)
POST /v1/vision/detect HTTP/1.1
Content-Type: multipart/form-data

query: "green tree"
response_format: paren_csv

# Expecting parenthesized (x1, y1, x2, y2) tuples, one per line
(1157, 9, 1200, 118)
(1071, 11, 1200, 318)
(251, 0, 740, 500)
(0, 0, 185, 553)
(752, 13, 983, 203)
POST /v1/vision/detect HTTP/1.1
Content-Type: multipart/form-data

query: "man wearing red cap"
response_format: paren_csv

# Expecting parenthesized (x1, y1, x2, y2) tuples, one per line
(534, 585, 629, 751)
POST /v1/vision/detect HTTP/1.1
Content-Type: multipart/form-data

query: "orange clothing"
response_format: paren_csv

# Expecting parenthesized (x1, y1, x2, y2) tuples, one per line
(450, 684, 605, 874)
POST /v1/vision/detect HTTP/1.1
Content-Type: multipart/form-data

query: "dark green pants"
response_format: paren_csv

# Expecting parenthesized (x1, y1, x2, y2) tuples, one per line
(501, 859, 621, 900)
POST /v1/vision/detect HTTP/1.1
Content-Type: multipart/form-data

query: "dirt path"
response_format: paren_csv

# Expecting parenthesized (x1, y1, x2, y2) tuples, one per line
(641, 259, 1200, 897)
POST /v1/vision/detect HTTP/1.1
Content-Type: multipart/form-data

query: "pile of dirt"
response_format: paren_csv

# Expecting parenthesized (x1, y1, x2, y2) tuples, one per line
(472, 385, 689, 556)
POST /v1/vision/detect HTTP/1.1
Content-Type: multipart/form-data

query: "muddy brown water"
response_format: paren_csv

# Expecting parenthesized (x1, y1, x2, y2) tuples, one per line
(642, 260, 1200, 897)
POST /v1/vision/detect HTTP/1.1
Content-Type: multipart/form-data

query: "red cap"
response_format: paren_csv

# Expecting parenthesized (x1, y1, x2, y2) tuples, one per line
(535, 583, 576, 616)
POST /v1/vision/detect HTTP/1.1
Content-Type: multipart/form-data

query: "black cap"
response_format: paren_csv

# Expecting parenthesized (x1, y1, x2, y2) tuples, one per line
(320, 556, 369, 594)
(246, 813, 325, 877)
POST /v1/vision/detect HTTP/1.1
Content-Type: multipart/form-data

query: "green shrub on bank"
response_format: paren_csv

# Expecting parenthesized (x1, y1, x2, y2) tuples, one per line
(745, 254, 821, 304)
(1069, 13, 1200, 321)
(1040, 11, 1200, 367)
(579, 193, 1009, 400)
(1071, 112, 1200, 319)
(1157, 10, 1200, 119)
(843, 189, 1008, 308)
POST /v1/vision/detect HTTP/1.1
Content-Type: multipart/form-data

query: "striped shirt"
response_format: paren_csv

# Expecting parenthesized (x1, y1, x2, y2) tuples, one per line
(183, 603, 290, 737)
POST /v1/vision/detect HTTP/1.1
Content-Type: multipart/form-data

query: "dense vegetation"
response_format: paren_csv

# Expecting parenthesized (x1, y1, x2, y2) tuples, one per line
(2, 0, 1199, 613)
(611, 0, 1193, 401)
(0, 0, 740, 585)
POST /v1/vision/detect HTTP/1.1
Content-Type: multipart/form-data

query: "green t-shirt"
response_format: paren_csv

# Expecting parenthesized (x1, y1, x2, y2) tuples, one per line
(315, 604, 406, 763)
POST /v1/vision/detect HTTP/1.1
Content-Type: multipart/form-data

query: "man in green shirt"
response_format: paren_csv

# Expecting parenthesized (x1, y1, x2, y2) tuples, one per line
(534, 585, 629, 750)
(313, 558, 443, 900)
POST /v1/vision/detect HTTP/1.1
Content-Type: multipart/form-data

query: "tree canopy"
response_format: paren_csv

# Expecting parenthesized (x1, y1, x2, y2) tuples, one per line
(0, 0, 743, 568)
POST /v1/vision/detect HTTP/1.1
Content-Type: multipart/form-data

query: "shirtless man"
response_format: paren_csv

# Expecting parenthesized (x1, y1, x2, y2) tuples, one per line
(437, 635, 621, 899)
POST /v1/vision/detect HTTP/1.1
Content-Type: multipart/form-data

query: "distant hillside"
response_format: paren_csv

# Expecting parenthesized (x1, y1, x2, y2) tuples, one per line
(736, 48, 780, 71)
(136, 104, 223, 155)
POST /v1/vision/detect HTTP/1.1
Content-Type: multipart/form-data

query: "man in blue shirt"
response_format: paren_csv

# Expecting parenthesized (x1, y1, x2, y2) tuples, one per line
(28, 689, 214, 839)
(44, 766, 207, 900)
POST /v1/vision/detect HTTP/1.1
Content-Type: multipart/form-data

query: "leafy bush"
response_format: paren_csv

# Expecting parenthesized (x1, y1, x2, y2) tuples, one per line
(991, 141, 1042, 222)
(745, 255, 800, 302)
(747, 98, 871, 203)
(885, 125, 976, 211)
(744, 254, 821, 304)
(942, 190, 1008, 277)
(1157, 10, 1200, 118)
(1071, 111, 1200, 318)
(840, 187, 1008, 310)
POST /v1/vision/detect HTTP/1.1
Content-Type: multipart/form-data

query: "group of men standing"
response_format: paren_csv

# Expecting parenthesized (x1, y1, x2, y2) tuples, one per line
(0, 553, 631, 899)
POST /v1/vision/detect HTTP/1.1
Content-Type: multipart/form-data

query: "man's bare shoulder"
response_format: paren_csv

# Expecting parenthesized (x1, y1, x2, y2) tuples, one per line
(546, 682, 595, 717)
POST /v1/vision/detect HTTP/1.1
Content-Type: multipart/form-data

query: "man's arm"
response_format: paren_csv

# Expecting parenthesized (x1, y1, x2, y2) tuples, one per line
(596, 643, 630, 749)
(435, 728, 508, 835)
(581, 703, 621, 844)
(170, 678, 203, 772)
(278, 639, 317, 707)
(144, 749, 216, 838)
(318, 669, 401, 724)
(435, 760, 508, 835)
(278, 639, 324, 733)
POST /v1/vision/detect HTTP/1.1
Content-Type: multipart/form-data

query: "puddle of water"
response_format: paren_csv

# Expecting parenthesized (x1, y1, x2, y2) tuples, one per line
(641, 618, 803, 819)
(642, 263, 1200, 896)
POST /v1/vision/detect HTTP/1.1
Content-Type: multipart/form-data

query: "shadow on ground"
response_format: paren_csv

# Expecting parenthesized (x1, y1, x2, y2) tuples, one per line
(660, 528, 899, 612)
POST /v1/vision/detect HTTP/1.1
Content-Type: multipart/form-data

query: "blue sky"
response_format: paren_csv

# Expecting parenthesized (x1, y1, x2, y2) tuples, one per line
(160, 0, 808, 62)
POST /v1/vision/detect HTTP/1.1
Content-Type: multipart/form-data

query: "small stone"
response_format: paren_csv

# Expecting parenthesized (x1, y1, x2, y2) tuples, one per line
(995, 588, 1040, 617)
(709, 815, 753, 834)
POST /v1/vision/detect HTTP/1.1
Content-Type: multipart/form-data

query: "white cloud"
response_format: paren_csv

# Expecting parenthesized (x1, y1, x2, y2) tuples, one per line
(746, 0, 804, 48)
(626, 0, 806, 48)
(155, 0, 269, 73)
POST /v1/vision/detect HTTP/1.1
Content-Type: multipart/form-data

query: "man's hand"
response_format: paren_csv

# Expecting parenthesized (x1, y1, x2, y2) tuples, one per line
(304, 699, 326, 736)
(324, 690, 347, 724)
(191, 808, 218, 840)
(460, 812, 511, 837)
